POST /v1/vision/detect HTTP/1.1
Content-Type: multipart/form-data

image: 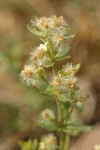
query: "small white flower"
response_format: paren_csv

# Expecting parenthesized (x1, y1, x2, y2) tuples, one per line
(49, 15, 67, 28)
(51, 31, 64, 46)
(20, 65, 35, 86)
(39, 134, 57, 150)
(49, 70, 78, 93)
(63, 63, 80, 76)
(31, 16, 67, 30)
(31, 47, 45, 65)
(63, 63, 74, 75)
(31, 44, 51, 67)
(20, 64, 43, 86)
(63, 76, 78, 90)
(38, 42, 48, 51)
(31, 47, 45, 61)
(31, 17, 50, 30)
(51, 75, 62, 86)
(39, 17, 50, 29)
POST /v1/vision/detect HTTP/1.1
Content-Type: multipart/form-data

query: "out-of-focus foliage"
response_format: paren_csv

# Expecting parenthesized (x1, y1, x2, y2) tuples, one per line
(19, 139, 38, 150)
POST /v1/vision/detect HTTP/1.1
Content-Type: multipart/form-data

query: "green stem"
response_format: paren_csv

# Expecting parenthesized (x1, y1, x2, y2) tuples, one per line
(63, 134, 70, 150)
(56, 99, 64, 150)
(63, 106, 73, 150)
(56, 99, 62, 123)
(60, 132, 65, 150)
(63, 105, 73, 150)
(52, 60, 71, 150)
(67, 106, 73, 122)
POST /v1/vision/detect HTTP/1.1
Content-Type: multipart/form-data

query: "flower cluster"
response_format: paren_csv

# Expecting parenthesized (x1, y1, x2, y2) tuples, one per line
(39, 134, 57, 150)
(63, 63, 80, 76)
(30, 42, 52, 67)
(36, 109, 57, 131)
(20, 64, 43, 86)
(31, 16, 67, 30)
(49, 74, 77, 93)
(46, 63, 80, 95)
(21, 16, 74, 87)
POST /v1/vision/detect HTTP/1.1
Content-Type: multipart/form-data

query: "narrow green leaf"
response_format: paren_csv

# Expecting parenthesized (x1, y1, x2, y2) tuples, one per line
(74, 63, 81, 73)
(27, 25, 46, 37)
(55, 45, 70, 59)
(43, 91, 54, 97)
(36, 120, 57, 131)
(55, 56, 71, 61)
(64, 34, 75, 39)
(57, 93, 71, 102)
(45, 85, 58, 94)
(63, 123, 92, 133)
(35, 78, 48, 91)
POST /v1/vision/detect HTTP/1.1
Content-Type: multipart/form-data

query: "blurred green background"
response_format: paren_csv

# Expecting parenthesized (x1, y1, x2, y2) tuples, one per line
(0, 0, 100, 149)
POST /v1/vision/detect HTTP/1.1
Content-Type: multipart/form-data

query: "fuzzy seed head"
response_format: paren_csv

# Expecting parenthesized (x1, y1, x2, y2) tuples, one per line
(51, 76, 62, 86)
(30, 42, 51, 66)
(31, 16, 67, 30)
(41, 109, 55, 121)
(64, 63, 75, 75)
(31, 48, 45, 61)
(39, 134, 57, 150)
(40, 17, 50, 29)
(20, 64, 43, 86)
(51, 16, 66, 28)
(31, 17, 49, 30)
(64, 77, 78, 90)
(21, 65, 33, 79)
(20, 65, 34, 86)
(41, 19, 49, 28)
(55, 32, 64, 44)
